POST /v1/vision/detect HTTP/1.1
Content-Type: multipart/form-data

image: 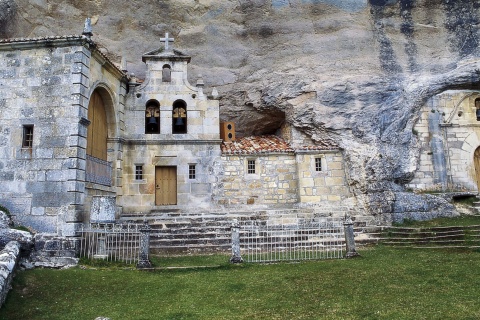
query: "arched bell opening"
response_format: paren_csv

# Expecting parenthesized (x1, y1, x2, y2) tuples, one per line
(172, 99, 187, 134)
(145, 99, 160, 134)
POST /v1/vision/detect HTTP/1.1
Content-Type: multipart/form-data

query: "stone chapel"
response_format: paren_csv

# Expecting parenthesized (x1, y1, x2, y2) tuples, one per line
(0, 20, 354, 240)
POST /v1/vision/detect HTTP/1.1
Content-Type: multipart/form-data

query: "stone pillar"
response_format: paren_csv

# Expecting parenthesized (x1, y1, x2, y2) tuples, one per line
(90, 196, 116, 223)
(230, 219, 243, 263)
(344, 215, 360, 258)
(137, 221, 152, 269)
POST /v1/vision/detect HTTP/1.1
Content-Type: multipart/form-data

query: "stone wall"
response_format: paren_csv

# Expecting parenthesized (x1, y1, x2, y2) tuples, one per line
(0, 241, 20, 307)
(217, 150, 352, 207)
(217, 153, 299, 206)
(409, 90, 480, 192)
(296, 151, 351, 204)
(0, 41, 88, 234)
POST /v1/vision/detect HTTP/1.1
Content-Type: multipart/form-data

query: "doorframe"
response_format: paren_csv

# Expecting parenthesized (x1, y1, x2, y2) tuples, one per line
(155, 166, 177, 206)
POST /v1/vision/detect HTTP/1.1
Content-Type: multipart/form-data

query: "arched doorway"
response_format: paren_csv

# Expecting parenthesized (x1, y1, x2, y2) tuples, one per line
(474, 147, 480, 191)
(86, 89, 111, 186)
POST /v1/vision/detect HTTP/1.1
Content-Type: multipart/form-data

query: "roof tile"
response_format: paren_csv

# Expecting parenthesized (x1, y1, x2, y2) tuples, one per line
(221, 135, 338, 155)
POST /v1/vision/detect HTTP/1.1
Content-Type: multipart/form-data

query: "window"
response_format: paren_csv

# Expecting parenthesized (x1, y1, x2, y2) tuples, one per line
(476, 98, 480, 121)
(189, 164, 196, 179)
(145, 100, 160, 134)
(247, 159, 256, 174)
(135, 165, 143, 180)
(162, 64, 171, 82)
(172, 99, 187, 134)
(315, 157, 322, 172)
(22, 125, 34, 148)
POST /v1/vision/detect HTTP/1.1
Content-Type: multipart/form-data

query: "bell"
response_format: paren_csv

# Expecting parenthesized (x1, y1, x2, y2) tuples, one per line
(147, 116, 158, 132)
(175, 116, 184, 126)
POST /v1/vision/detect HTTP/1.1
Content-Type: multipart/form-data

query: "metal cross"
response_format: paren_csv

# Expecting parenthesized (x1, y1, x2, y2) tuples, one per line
(160, 32, 174, 51)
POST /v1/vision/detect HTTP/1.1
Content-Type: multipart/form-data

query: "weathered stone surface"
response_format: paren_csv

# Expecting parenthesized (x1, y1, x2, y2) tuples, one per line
(0, 210, 12, 229)
(0, 0, 16, 38)
(392, 192, 458, 223)
(0, 228, 33, 252)
(0, 241, 20, 308)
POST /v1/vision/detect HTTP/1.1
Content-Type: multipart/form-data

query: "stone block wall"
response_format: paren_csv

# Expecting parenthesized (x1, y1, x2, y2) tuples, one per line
(217, 153, 299, 206)
(409, 90, 480, 192)
(0, 42, 88, 234)
(296, 151, 351, 203)
(120, 142, 221, 213)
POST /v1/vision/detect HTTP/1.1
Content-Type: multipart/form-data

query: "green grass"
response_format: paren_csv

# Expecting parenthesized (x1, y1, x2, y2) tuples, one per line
(394, 215, 480, 228)
(1, 246, 480, 320)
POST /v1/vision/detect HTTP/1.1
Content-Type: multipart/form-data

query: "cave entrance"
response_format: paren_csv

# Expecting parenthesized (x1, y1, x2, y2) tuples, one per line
(474, 147, 480, 191)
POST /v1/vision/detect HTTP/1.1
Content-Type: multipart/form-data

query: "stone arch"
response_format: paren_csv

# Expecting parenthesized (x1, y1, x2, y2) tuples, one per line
(145, 99, 160, 134)
(445, 92, 480, 123)
(172, 99, 187, 134)
(458, 132, 480, 190)
(475, 146, 480, 191)
(88, 83, 118, 138)
(85, 84, 117, 186)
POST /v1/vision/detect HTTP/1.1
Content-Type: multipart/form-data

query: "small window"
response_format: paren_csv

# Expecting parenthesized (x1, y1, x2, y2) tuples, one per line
(135, 165, 143, 180)
(162, 64, 171, 82)
(189, 164, 196, 179)
(247, 159, 256, 174)
(22, 125, 34, 148)
(315, 158, 322, 172)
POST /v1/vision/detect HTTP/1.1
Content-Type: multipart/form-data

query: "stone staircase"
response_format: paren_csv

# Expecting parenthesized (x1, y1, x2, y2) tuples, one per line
(119, 209, 382, 254)
(378, 225, 480, 248)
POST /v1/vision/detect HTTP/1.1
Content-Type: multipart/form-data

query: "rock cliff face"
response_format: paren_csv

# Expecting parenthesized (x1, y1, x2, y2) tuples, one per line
(2, 0, 480, 219)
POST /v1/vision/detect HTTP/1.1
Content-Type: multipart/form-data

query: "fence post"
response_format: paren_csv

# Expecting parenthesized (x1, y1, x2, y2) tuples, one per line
(230, 219, 243, 263)
(137, 221, 152, 269)
(343, 215, 360, 258)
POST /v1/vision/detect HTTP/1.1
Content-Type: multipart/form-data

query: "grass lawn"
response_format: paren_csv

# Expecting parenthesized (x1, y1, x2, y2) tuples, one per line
(1, 246, 479, 320)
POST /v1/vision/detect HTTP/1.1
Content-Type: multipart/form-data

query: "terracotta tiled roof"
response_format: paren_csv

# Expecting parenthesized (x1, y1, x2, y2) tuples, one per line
(221, 135, 339, 155)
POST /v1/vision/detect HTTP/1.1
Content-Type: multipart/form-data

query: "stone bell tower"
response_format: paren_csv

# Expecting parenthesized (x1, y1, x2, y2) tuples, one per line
(120, 33, 221, 214)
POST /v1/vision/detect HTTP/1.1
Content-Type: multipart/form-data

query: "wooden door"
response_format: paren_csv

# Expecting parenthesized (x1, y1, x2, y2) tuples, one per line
(475, 147, 480, 191)
(86, 90, 108, 160)
(155, 166, 177, 205)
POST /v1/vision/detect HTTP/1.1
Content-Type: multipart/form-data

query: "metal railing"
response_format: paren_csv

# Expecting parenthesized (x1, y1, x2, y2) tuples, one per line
(79, 223, 141, 264)
(238, 217, 345, 263)
(86, 155, 112, 186)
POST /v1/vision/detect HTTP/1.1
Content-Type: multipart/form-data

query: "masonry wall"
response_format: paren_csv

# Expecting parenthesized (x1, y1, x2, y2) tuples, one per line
(409, 90, 480, 192)
(121, 142, 221, 213)
(0, 43, 88, 234)
(217, 153, 299, 206)
(296, 151, 351, 204)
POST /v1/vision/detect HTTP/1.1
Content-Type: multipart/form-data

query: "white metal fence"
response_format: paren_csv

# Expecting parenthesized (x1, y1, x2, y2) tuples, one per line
(79, 223, 141, 264)
(239, 217, 345, 263)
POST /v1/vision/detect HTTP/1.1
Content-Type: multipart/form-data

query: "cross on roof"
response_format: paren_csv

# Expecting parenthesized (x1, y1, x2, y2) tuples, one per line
(160, 32, 174, 51)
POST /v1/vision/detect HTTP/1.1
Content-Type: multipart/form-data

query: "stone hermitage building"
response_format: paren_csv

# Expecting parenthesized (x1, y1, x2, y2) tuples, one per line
(0, 21, 354, 242)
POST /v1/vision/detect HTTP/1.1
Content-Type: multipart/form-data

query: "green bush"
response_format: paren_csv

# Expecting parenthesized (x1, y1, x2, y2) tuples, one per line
(0, 204, 10, 217)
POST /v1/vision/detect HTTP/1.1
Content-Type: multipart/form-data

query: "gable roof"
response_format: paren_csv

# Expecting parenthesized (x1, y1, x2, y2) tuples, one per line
(0, 35, 126, 78)
(142, 48, 191, 63)
(221, 135, 339, 155)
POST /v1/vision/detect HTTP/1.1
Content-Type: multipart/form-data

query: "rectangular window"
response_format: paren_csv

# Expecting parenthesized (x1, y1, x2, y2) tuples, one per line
(247, 159, 256, 174)
(315, 157, 322, 172)
(189, 164, 196, 179)
(135, 165, 143, 180)
(22, 125, 34, 148)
